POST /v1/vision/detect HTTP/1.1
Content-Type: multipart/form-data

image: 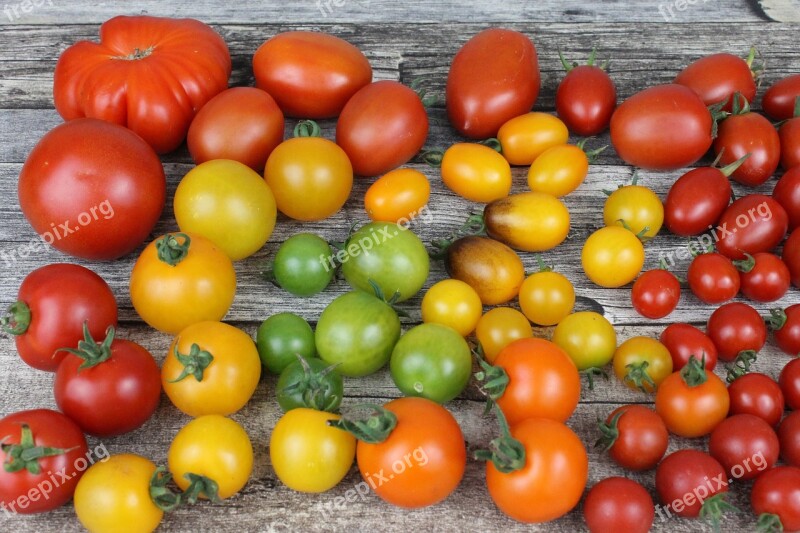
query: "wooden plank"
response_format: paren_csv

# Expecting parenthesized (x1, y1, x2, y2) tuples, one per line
(759, 0, 800, 21)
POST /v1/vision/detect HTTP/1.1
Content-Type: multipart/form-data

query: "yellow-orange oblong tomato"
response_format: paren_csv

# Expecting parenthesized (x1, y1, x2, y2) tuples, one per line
(445, 236, 524, 305)
(441, 143, 511, 203)
(484, 192, 570, 252)
(497, 112, 569, 166)
(364, 168, 430, 223)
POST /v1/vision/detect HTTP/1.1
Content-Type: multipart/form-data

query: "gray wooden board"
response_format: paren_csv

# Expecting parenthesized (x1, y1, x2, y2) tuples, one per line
(1, 2, 800, 532)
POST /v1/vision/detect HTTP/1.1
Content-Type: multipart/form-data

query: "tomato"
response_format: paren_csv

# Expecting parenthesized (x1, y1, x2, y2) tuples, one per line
(664, 163, 735, 236)
(337, 398, 466, 508)
(256, 312, 316, 375)
(475, 307, 533, 363)
(706, 302, 766, 362)
(446, 28, 539, 139)
(631, 269, 680, 319)
(276, 355, 343, 413)
(674, 51, 756, 111)
(518, 270, 574, 326)
(612, 336, 674, 393)
(365, 168, 430, 224)
(0, 410, 89, 514)
(551, 311, 617, 370)
(709, 414, 778, 480)
(18, 119, 165, 260)
(738, 252, 790, 302)
(655, 355, 729, 437)
(527, 144, 590, 197)
(784, 228, 800, 288)
(253, 31, 371, 118)
(336, 81, 428, 176)
(597, 405, 668, 471)
(489, 338, 580, 424)
(440, 143, 511, 203)
(54, 16, 230, 153)
(780, 111, 800, 170)
(174, 159, 277, 261)
(421, 279, 483, 336)
(265, 134, 353, 221)
(713, 104, 780, 187)
(763, 74, 800, 120)
(781, 358, 800, 410)
(750, 466, 800, 532)
(130, 233, 236, 335)
(583, 477, 654, 533)
(390, 323, 472, 404)
(655, 450, 728, 519)
(779, 411, 800, 467)
(603, 181, 663, 239)
(716, 195, 788, 260)
(269, 408, 355, 493)
(162, 321, 261, 417)
(270, 233, 334, 297)
(341, 222, 429, 302)
(728, 373, 784, 427)
(74, 454, 164, 533)
(187, 87, 284, 171)
(496, 112, 568, 165)
(316, 291, 401, 377)
(484, 192, 570, 252)
(773, 167, 800, 231)
(169, 415, 253, 501)
(54, 326, 160, 437)
(556, 51, 616, 136)
(485, 417, 587, 523)
(773, 306, 800, 356)
(610, 84, 713, 170)
(687, 252, 741, 304)
(1, 264, 117, 372)
(581, 226, 645, 288)
(659, 323, 718, 371)
(446, 236, 525, 305)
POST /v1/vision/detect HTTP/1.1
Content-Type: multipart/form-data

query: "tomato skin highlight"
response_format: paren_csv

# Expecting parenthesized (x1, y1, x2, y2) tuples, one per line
(763, 74, 800, 120)
(664, 166, 732, 236)
(556, 65, 616, 136)
(674, 52, 756, 111)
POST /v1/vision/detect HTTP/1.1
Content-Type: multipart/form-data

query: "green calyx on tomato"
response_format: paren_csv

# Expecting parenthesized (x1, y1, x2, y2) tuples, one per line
(716, 152, 752, 177)
(276, 354, 343, 413)
(168, 343, 214, 383)
(182, 472, 222, 504)
(429, 214, 486, 259)
(594, 410, 623, 451)
(57, 322, 114, 371)
(623, 360, 656, 393)
(728, 91, 751, 116)
(149, 466, 182, 512)
(156, 233, 191, 266)
(558, 48, 608, 73)
(474, 404, 525, 474)
(1, 423, 70, 474)
(474, 356, 510, 403)
(327, 404, 398, 444)
(733, 253, 756, 274)
(698, 493, 740, 531)
(575, 138, 608, 163)
(725, 350, 758, 383)
(757, 513, 785, 533)
(0, 301, 31, 335)
(293, 120, 321, 138)
(409, 77, 438, 107)
(680, 355, 708, 387)
(767, 308, 788, 331)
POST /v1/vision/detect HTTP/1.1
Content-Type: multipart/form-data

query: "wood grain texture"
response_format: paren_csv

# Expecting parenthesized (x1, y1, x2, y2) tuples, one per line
(1, 3, 799, 532)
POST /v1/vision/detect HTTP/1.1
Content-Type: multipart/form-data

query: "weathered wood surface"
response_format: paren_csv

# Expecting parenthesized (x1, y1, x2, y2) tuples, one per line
(1, 3, 800, 532)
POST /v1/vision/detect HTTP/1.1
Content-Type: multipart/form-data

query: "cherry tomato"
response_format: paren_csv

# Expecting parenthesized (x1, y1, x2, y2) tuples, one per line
(582, 226, 645, 288)
(664, 164, 734, 236)
(763, 74, 800, 120)
(603, 181, 663, 239)
(446, 236, 525, 305)
(484, 192, 570, 252)
(421, 279, 483, 337)
(728, 372, 785, 427)
(271, 233, 334, 297)
(556, 51, 616, 136)
(709, 414, 778, 480)
(751, 466, 800, 532)
(714, 103, 780, 187)
(659, 323, 718, 371)
(551, 311, 617, 371)
(527, 144, 590, 197)
(583, 477, 654, 533)
(518, 270, 574, 326)
(597, 405, 668, 471)
(773, 166, 800, 231)
(253, 31, 371, 118)
(674, 51, 756, 111)
(778, 411, 800, 466)
(772, 306, 800, 356)
(780, 357, 800, 410)
(738, 252, 790, 302)
(706, 302, 766, 362)
(187, 87, 284, 171)
(631, 269, 680, 319)
(716, 195, 788, 260)
(496, 112, 568, 166)
(440, 143, 511, 203)
(783, 228, 800, 288)
(655, 450, 728, 519)
(687, 252, 741, 304)
(780, 112, 800, 170)
(613, 336, 673, 393)
(475, 307, 533, 363)
(337, 80, 428, 176)
(364, 168, 430, 224)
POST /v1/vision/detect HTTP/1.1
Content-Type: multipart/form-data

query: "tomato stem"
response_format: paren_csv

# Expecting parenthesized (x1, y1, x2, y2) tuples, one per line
(293, 120, 321, 138)
(730, 92, 751, 115)
(756, 512, 785, 533)
(56, 322, 114, 371)
(474, 356, 509, 402)
(410, 78, 438, 107)
(114, 46, 155, 61)
(0, 301, 30, 336)
(733, 252, 756, 274)
(558, 50, 574, 72)
(150, 466, 182, 512)
(699, 492, 739, 531)
(168, 343, 214, 383)
(718, 153, 751, 177)
(473, 404, 526, 473)
(479, 138, 502, 153)
(429, 214, 486, 259)
(581, 367, 608, 390)
(594, 410, 623, 451)
(327, 403, 397, 443)
(420, 149, 444, 167)
(623, 360, 656, 393)
(794, 96, 800, 119)
(182, 473, 221, 504)
(281, 354, 342, 412)
(680, 354, 708, 387)
(725, 350, 758, 383)
(1, 424, 72, 475)
(767, 308, 788, 332)
(156, 233, 191, 266)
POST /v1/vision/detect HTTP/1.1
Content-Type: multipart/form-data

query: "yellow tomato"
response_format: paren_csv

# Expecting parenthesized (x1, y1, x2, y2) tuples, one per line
(518, 271, 575, 326)
(551, 311, 617, 370)
(421, 279, 483, 336)
(441, 143, 511, 203)
(581, 226, 645, 288)
(603, 184, 664, 239)
(484, 192, 570, 252)
(527, 144, 589, 197)
(365, 168, 430, 223)
(613, 336, 674, 393)
(497, 112, 569, 165)
(475, 307, 533, 363)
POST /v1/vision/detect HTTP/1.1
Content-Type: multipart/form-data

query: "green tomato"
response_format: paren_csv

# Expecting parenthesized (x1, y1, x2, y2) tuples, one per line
(390, 323, 472, 403)
(256, 313, 316, 374)
(315, 291, 401, 377)
(273, 233, 334, 297)
(276, 355, 343, 413)
(341, 223, 429, 302)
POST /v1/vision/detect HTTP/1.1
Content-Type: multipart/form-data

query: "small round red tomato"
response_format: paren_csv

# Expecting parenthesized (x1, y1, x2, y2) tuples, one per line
(780, 114, 800, 170)
(663, 164, 734, 236)
(631, 269, 680, 319)
(778, 411, 800, 466)
(556, 51, 616, 136)
(659, 323, 718, 371)
(763, 74, 800, 120)
(597, 405, 668, 471)
(780, 358, 800, 410)
(364, 168, 430, 224)
(253, 31, 372, 118)
(728, 372, 785, 427)
(709, 414, 778, 480)
(583, 477, 654, 533)
(751, 466, 800, 532)
(773, 166, 800, 231)
(674, 51, 757, 111)
(187, 87, 284, 171)
(687, 252, 740, 304)
(610, 84, 713, 170)
(716, 194, 788, 260)
(714, 105, 780, 187)
(783, 228, 800, 288)
(655, 450, 728, 519)
(706, 302, 766, 362)
(737, 252, 790, 302)
(337, 81, 428, 177)
(772, 306, 800, 356)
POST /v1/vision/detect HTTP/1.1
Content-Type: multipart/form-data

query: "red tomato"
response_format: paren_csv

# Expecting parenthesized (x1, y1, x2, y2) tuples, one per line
(53, 16, 231, 153)
(336, 81, 428, 177)
(706, 302, 766, 362)
(783, 228, 800, 288)
(2, 264, 117, 372)
(750, 466, 800, 532)
(728, 373, 785, 427)
(187, 87, 284, 171)
(610, 84, 713, 170)
(660, 323, 718, 371)
(773, 306, 800, 356)
(631, 269, 680, 319)
(737, 252, 790, 302)
(781, 358, 800, 410)
(0, 410, 89, 514)
(54, 326, 161, 437)
(655, 450, 728, 519)
(18, 119, 166, 261)
(763, 74, 800, 120)
(709, 414, 778, 480)
(663, 164, 734, 236)
(446, 28, 540, 139)
(253, 31, 372, 118)
(597, 405, 668, 471)
(555, 52, 616, 136)
(773, 167, 800, 231)
(778, 411, 800, 467)
(713, 106, 780, 187)
(583, 477, 654, 533)
(687, 252, 740, 304)
(780, 115, 800, 170)
(715, 195, 788, 260)
(674, 52, 756, 111)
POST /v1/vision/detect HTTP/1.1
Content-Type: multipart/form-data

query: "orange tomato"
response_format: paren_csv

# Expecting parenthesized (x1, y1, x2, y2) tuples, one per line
(497, 112, 569, 166)
(364, 168, 430, 223)
(440, 143, 511, 203)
